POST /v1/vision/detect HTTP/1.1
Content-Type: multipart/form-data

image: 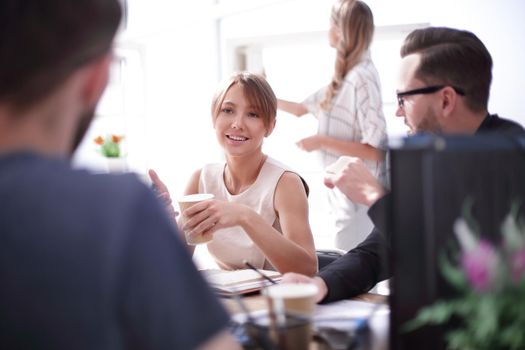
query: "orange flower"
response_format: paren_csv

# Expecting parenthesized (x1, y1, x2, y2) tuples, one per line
(111, 134, 124, 143)
(94, 136, 104, 145)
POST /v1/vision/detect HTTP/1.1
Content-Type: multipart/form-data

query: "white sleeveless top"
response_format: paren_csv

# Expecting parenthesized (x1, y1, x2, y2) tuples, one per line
(198, 157, 303, 270)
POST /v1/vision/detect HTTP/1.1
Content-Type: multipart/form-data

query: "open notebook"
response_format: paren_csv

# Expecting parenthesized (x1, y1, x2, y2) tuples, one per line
(201, 269, 282, 296)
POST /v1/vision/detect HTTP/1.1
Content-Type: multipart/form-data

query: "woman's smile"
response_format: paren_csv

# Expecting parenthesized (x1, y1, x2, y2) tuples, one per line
(226, 134, 249, 142)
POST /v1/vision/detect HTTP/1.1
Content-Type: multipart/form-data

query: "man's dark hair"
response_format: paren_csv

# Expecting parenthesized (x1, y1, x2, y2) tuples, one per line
(0, 0, 122, 110)
(401, 27, 492, 113)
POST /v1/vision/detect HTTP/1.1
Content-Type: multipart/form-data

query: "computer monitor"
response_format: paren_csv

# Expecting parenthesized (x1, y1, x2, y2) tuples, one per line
(388, 134, 525, 350)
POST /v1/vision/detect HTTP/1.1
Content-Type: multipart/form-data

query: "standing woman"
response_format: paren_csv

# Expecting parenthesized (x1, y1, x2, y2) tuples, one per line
(278, 0, 387, 251)
(150, 72, 317, 276)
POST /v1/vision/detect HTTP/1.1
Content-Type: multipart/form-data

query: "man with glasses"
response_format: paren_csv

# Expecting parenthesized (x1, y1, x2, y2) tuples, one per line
(282, 26, 524, 302)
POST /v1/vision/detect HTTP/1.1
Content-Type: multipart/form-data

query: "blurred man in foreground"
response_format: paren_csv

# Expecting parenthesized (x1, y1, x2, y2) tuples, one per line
(0, 1, 239, 349)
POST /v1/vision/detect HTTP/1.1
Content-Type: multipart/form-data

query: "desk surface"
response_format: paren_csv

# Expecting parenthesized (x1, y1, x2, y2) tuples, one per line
(222, 292, 389, 350)
(222, 292, 387, 315)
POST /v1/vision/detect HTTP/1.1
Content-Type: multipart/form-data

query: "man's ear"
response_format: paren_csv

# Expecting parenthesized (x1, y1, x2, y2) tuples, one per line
(441, 86, 457, 118)
(265, 118, 276, 137)
(81, 54, 112, 108)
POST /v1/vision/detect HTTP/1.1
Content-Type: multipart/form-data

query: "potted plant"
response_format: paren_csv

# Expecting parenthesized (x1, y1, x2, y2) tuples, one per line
(94, 134, 128, 172)
(404, 203, 525, 349)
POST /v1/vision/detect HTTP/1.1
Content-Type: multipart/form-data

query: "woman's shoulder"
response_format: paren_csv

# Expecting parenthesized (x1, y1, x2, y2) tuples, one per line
(264, 157, 309, 197)
(277, 170, 303, 185)
(274, 171, 310, 202)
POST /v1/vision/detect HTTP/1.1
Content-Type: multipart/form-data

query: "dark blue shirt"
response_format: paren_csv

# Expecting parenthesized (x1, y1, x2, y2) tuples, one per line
(0, 152, 229, 349)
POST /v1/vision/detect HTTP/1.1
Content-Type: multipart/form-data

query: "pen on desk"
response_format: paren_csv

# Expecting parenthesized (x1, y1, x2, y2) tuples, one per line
(243, 259, 278, 285)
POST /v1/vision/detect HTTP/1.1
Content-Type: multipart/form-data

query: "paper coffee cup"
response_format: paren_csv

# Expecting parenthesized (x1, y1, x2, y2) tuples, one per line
(264, 283, 319, 318)
(177, 193, 214, 245)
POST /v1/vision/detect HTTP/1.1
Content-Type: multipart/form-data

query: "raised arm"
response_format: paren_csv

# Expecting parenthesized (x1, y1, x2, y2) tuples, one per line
(277, 99, 308, 117)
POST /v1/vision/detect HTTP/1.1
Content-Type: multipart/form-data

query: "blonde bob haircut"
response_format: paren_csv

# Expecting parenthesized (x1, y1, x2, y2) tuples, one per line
(211, 71, 277, 132)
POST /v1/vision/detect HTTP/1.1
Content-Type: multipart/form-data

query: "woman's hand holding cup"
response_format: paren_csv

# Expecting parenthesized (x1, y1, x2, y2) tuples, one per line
(178, 193, 215, 245)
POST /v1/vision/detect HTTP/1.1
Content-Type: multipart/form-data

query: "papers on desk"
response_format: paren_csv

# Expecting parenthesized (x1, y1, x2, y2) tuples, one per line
(315, 300, 390, 350)
(201, 269, 282, 296)
(315, 299, 389, 324)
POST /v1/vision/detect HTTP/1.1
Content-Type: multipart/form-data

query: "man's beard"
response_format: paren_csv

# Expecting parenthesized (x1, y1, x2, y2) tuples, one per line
(69, 108, 96, 156)
(414, 107, 443, 135)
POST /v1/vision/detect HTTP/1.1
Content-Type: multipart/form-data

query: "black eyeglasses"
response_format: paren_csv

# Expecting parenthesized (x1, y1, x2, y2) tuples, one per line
(396, 85, 465, 108)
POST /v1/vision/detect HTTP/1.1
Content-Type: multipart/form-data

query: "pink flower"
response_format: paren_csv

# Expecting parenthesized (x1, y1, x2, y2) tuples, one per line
(461, 240, 499, 292)
(510, 248, 525, 283)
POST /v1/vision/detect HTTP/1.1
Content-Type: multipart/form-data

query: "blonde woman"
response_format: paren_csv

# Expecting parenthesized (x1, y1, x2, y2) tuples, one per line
(150, 72, 317, 276)
(278, 0, 387, 251)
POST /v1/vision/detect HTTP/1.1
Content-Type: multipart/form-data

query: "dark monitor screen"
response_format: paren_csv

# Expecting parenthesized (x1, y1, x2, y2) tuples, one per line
(388, 134, 525, 350)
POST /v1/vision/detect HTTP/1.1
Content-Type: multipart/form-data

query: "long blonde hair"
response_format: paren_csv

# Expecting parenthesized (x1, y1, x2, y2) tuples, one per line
(321, 0, 375, 110)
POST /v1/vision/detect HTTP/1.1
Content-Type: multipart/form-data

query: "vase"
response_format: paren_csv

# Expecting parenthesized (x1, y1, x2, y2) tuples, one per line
(105, 156, 128, 173)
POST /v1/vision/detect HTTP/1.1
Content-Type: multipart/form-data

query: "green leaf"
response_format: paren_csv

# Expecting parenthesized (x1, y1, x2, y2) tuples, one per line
(446, 330, 476, 350)
(471, 296, 498, 341)
(500, 326, 525, 349)
(402, 301, 458, 332)
(461, 197, 481, 234)
(439, 252, 468, 291)
(502, 213, 525, 251)
(101, 141, 121, 158)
